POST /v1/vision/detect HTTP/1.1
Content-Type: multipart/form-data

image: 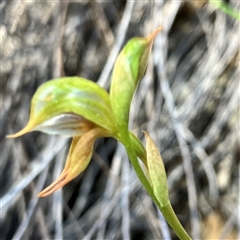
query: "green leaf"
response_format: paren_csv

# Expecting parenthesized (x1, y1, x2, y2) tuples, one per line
(144, 131, 170, 207)
(8, 77, 117, 137)
(110, 27, 162, 133)
(210, 0, 240, 21)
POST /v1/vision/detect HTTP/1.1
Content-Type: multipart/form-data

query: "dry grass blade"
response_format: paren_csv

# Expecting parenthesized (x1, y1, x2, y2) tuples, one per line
(1, 137, 67, 219)
(157, 63, 201, 239)
(97, 0, 134, 88)
(219, 205, 240, 240)
(121, 154, 131, 240)
(90, 0, 114, 48)
(96, 144, 124, 239)
(52, 147, 67, 240)
(11, 168, 49, 239)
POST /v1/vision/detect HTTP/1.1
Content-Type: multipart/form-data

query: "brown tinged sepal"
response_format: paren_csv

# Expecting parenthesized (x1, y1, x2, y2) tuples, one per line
(38, 128, 106, 197)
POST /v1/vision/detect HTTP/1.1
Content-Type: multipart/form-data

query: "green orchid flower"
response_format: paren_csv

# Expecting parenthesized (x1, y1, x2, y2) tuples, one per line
(7, 27, 161, 196)
(7, 27, 192, 239)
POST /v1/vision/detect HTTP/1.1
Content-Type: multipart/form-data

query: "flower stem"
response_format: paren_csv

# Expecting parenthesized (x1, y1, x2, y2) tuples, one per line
(160, 203, 192, 240)
(121, 133, 192, 240)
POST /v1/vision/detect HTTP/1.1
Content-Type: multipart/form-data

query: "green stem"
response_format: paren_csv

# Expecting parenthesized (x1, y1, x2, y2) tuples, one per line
(160, 203, 192, 240)
(124, 138, 153, 197)
(120, 132, 192, 240)
(119, 132, 154, 201)
(129, 132, 147, 164)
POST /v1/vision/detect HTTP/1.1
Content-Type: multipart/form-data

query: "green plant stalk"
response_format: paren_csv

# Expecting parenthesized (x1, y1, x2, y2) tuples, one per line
(160, 203, 192, 240)
(119, 132, 192, 240)
(129, 132, 147, 164)
(209, 0, 240, 21)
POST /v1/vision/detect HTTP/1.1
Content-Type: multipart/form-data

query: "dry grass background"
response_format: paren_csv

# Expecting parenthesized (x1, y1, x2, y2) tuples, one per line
(0, 1, 239, 239)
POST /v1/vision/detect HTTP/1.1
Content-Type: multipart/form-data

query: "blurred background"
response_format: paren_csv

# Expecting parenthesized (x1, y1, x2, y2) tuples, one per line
(0, 0, 239, 239)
